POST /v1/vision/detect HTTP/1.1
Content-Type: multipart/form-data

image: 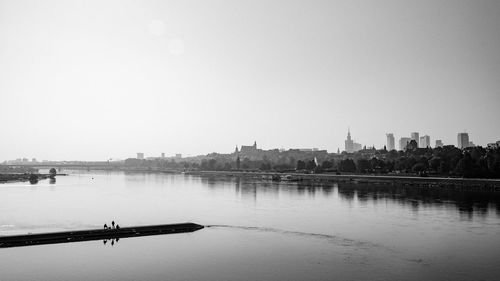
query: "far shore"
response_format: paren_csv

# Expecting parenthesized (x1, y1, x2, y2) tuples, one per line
(6, 166, 498, 191)
(50, 166, 500, 192)
(0, 173, 66, 184)
(183, 170, 500, 191)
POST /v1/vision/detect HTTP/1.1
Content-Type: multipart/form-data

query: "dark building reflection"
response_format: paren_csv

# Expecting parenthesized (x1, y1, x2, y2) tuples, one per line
(193, 174, 500, 220)
(335, 183, 500, 220)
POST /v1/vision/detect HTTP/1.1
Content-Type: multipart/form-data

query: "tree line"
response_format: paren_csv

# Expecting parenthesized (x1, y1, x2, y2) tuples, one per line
(123, 144, 500, 179)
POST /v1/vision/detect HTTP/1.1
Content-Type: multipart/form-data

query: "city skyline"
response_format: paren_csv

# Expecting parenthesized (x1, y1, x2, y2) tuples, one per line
(2, 128, 497, 162)
(1, 0, 499, 161)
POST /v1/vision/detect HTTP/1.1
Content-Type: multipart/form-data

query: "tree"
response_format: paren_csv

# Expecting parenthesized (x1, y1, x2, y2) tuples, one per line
(208, 159, 217, 170)
(29, 174, 38, 184)
(296, 160, 306, 170)
(356, 159, 370, 173)
(321, 160, 334, 170)
(394, 157, 407, 172)
(305, 159, 316, 171)
(236, 156, 241, 170)
(412, 163, 427, 174)
(49, 168, 57, 178)
(429, 157, 441, 172)
(260, 162, 272, 171)
(242, 158, 251, 169)
(338, 159, 356, 173)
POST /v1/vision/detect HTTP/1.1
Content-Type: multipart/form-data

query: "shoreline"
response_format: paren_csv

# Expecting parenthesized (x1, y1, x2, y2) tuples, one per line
(40, 167, 500, 192)
(0, 173, 66, 184)
(184, 170, 500, 192)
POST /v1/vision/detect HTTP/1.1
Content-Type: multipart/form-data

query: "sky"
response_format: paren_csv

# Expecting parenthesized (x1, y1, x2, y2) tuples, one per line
(1, 0, 499, 161)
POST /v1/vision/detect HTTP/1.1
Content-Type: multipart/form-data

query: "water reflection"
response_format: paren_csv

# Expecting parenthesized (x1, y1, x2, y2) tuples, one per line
(103, 238, 119, 246)
(196, 175, 500, 219)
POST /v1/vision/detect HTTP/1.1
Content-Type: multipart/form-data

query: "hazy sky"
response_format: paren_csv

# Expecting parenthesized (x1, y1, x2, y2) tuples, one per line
(1, 0, 499, 161)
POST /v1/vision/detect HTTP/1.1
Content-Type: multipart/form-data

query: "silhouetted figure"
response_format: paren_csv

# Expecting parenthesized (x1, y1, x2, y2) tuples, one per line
(104, 224, 108, 229)
(111, 239, 115, 246)
(116, 238, 119, 242)
(103, 239, 108, 245)
(112, 221, 115, 229)
(116, 224, 120, 230)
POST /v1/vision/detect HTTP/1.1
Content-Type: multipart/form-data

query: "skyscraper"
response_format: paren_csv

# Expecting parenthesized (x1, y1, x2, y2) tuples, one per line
(399, 137, 411, 151)
(386, 133, 395, 151)
(457, 133, 470, 149)
(435, 140, 443, 147)
(345, 129, 354, 153)
(344, 128, 362, 153)
(411, 132, 419, 146)
(419, 135, 431, 148)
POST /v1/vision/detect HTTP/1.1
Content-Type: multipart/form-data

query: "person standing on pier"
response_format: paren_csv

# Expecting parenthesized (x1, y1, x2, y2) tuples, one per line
(112, 221, 115, 229)
(104, 223, 108, 229)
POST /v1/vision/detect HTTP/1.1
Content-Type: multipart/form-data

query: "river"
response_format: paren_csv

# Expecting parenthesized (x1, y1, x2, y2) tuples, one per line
(1, 170, 499, 281)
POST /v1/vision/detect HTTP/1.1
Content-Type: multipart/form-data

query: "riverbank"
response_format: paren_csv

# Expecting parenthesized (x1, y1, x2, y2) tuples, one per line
(184, 170, 500, 192)
(57, 167, 500, 192)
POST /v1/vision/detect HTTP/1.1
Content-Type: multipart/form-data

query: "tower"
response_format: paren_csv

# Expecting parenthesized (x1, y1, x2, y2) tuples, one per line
(345, 128, 354, 153)
(411, 132, 419, 146)
(386, 133, 395, 151)
(457, 133, 469, 149)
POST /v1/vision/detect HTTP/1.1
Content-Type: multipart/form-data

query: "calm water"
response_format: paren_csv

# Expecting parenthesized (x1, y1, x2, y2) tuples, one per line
(1, 171, 500, 281)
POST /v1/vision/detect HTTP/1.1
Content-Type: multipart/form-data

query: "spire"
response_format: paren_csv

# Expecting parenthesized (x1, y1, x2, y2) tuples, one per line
(235, 145, 239, 153)
(253, 141, 257, 149)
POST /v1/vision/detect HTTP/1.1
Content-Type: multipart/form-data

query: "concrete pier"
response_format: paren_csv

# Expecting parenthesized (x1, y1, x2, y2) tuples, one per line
(0, 223, 204, 248)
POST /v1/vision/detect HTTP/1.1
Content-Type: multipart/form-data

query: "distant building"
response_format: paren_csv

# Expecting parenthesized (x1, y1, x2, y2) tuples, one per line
(457, 133, 470, 149)
(419, 135, 430, 148)
(137, 152, 144, 160)
(487, 142, 500, 149)
(161, 153, 165, 158)
(240, 141, 257, 154)
(435, 140, 443, 147)
(411, 132, 419, 146)
(386, 133, 395, 151)
(468, 141, 475, 147)
(175, 154, 182, 159)
(32, 158, 37, 162)
(406, 139, 418, 151)
(399, 137, 411, 151)
(353, 143, 362, 151)
(345, 129, 362, 153)
(297, 148, 319, 152)
(237, 141, 266, 160)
